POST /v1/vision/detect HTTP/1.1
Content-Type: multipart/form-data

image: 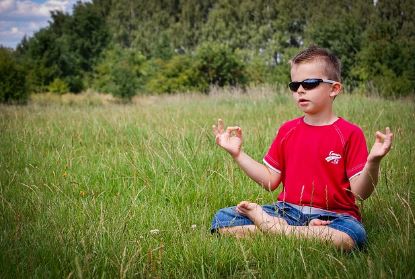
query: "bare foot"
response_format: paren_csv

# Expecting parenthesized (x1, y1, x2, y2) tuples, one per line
(236, 201, 288, 232)
(308, 219, 332, 226)
(236, 201, 266, 223)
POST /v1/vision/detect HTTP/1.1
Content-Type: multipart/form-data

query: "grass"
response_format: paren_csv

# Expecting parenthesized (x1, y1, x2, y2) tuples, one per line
(0, 87, 414, 278)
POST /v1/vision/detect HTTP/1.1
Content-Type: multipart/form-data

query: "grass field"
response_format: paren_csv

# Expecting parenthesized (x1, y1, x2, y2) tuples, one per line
(1, 88, 414, 278)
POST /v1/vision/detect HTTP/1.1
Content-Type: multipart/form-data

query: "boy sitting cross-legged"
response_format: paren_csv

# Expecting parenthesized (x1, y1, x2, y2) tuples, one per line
(211, 46, 393, 251)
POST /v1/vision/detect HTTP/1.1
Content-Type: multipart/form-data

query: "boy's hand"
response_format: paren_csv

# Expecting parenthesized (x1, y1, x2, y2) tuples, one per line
(212, 119, 242, 158)
(368, 127, 394, 163)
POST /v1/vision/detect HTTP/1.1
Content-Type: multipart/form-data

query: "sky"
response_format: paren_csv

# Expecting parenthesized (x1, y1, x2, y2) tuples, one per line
(0, 0, 91, 49)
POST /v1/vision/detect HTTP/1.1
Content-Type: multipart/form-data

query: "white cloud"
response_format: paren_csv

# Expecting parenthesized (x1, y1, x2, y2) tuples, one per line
(10, 26, 19, 34)
(0, 0, 16, 13)
(0, 0, 91, 48)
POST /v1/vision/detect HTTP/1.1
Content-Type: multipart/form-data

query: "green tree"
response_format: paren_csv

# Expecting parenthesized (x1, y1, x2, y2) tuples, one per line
(145, 55, 195, 94)
(304, 0, 373, 83)
(92, 45, 145, 99)
(192, 42, 247, 92)
(17, 2, 109, 93)
(352, 0, 415, 96)
(0, 47, 28, 103)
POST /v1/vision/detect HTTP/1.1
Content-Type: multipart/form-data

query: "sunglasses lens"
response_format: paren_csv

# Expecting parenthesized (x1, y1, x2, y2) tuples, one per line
(302, 79, 321, 90)
(289, 82, 300, 91)
(289, 79, 323, 91)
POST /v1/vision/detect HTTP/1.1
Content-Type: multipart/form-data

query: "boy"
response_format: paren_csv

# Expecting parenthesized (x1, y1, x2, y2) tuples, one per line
(211, 46, 393, 251)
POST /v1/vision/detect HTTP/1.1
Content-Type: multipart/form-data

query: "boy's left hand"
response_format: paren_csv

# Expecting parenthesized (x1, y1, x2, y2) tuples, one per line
(368, 127, 393, 163)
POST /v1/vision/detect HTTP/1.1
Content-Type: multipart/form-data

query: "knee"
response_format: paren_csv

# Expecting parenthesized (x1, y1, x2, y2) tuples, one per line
(335, 232, 356, 251)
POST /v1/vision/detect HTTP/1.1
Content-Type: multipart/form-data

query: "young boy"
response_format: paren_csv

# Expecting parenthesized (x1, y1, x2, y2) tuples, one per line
(211, 46, 393, 251)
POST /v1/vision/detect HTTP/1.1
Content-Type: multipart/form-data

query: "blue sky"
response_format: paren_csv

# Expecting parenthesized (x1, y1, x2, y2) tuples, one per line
(0, 0, 90, 49)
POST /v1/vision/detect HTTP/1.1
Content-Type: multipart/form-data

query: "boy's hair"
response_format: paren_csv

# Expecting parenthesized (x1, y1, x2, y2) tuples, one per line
(290, 46, 341, 82)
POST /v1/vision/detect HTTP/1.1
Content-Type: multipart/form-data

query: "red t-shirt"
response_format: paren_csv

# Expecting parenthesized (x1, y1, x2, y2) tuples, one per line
(263, 117, 368, 220)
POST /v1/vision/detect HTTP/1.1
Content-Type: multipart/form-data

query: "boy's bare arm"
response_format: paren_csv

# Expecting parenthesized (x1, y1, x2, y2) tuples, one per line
(213, 119, 281, 191)
(233, 151, 281, 191)
(350, 127, 393, 200)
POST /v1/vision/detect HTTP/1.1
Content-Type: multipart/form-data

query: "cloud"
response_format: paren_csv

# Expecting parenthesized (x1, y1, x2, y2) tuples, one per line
(0, 0, 91, 48)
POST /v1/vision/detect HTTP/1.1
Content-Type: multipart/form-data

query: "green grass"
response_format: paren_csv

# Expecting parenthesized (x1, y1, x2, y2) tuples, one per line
(1, 88, 414, 278)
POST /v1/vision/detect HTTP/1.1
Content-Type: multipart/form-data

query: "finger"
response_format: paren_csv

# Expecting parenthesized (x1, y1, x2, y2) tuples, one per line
(218, 119, 224, 134)
(236, 127, 242, 138)
(383, 128, 394, 151)
(375, 131, 386, 143)
(215, 134, 221, 145)
(385, 127, 394, 143)
(226, 126, 241, 136)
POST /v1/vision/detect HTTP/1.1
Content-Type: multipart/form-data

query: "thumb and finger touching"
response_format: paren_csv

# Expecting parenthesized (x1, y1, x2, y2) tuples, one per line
(374, 127, 393, 148)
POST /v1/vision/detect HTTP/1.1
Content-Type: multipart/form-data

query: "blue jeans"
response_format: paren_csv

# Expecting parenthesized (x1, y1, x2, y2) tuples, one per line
(211, 201, 367, 249)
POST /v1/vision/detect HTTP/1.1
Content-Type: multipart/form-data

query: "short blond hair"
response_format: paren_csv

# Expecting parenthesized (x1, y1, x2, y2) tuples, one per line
(290, 46, 341, 82)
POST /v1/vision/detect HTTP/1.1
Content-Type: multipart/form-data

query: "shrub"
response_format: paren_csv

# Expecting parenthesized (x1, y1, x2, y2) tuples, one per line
(92, 45, 145, 99)
(144, 56, 195, 94)
(47, 78, 69, 94)
(191, 42, 248, 92)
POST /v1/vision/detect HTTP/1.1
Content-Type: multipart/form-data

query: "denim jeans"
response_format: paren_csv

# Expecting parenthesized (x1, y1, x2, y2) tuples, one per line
(211, 201, 367, 248)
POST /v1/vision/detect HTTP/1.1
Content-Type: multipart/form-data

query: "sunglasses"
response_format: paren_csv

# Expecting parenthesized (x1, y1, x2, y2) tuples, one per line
(289, 79, 336, 92)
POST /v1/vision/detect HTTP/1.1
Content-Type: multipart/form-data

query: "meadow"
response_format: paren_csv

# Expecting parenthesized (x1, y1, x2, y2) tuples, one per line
(0, 87, 414, 278)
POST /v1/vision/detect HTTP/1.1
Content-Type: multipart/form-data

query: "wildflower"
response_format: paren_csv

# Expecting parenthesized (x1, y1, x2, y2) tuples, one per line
(63, 172, 68, 178)
(150, 229, 160, 235)
(191, 224, 197, 230)
(80, 191, 87, 197)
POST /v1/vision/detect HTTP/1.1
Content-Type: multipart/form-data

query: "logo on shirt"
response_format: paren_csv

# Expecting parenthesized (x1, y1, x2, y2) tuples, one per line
(325, 151, 342, 164)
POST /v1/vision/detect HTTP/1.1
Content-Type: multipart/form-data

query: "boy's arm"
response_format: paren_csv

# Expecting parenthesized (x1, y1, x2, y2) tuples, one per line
(350, 127, 393, 200)
(233, 151, 281, 191)
(213, 119, 281, 191)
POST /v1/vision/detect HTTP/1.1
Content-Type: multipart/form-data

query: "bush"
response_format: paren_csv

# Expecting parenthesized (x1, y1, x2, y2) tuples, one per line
(143, 43, 248, 94)
(47, 78, 69, 94)
(144, 56, 195, 94)
(91, 45, 145, 99)
(191, 42, 248, 92)
(0, 47, 28, 104)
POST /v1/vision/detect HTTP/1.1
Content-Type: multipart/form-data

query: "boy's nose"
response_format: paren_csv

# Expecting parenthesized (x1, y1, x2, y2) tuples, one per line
(296, 85, 306, 94)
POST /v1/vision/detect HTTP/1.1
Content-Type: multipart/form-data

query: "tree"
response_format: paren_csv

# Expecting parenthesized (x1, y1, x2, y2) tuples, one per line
(0, 47, 28, 103)
(91, 45, 145, 99)
(192, 42, 247, 92)
(16, 2, 109, 93)
(304, 0, 373, 83)
(352, 0, 415, 96)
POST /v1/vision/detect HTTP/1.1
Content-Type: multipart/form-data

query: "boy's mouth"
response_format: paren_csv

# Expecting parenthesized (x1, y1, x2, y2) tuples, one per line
(298, 98, 310, 103)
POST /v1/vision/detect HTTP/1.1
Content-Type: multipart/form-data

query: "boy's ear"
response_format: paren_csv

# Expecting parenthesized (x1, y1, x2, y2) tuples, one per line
(329, 82, 342, 98)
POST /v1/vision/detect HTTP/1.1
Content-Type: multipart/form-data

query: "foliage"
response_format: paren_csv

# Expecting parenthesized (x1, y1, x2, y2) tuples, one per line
(13, 0, 415, 97)
(91, 45, 145, 99)
(144, 55, 195, 94)
(47, 78, 70, 94)
(304, 0, 373, 83)
(351, 0, 415, 97)
(16, 2, 109, 93)
(143, 43, 248, 94)
(191, 42, 248, 92)
(0, 47, 28, 104)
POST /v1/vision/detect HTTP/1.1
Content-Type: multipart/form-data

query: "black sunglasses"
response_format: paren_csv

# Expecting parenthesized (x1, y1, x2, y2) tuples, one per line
(289, 79, 336, 92)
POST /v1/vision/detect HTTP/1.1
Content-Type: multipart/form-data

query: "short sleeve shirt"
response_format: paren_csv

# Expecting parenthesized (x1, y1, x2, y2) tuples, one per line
(263, 117, 368, 220)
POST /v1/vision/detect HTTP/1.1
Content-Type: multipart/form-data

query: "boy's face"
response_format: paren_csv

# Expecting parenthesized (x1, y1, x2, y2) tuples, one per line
(290, 61, 340, 116)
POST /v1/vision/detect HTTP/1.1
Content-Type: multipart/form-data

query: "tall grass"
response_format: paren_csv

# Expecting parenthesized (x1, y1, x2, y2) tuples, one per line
(0, 88, 414, 278)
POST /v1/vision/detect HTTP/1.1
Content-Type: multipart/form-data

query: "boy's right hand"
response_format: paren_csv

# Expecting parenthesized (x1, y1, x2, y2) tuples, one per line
(212, 119, 243, 158)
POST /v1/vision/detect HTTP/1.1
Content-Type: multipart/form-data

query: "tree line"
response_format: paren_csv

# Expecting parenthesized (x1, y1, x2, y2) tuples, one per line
(1, 0, 414, 103)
